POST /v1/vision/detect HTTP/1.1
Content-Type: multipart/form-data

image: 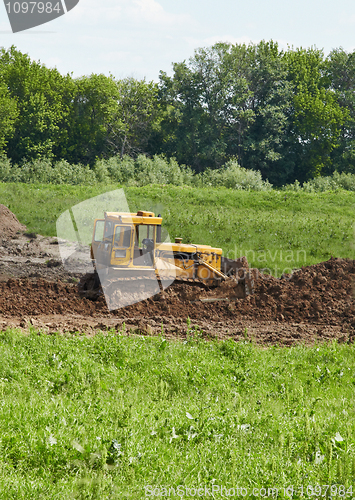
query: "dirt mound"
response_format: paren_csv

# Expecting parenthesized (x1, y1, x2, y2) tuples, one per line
(0, 253, 354, 344)
(0, 205, 26, 238)
(239, 257, 355, 326)
(0, 278, 107, 318)
(108, 257, 354, 326)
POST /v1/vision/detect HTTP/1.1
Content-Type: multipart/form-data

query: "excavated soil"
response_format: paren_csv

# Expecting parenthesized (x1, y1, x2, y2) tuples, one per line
(0, 206, 354, 346)
(0, 204, 26, 237)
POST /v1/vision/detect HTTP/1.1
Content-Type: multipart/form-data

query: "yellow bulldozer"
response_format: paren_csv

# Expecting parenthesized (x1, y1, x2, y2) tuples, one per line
(79, 210, 254, 309)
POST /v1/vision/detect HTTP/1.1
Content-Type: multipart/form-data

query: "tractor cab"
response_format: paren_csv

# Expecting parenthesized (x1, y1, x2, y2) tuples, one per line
(91, 211, 162, 271)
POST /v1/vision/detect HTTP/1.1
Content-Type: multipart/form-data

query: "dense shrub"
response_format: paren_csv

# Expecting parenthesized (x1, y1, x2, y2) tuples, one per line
(0, 154, 196, 187)
(133, 155, 194, 187)
(3, 154, 355, 192)
(284, 171, 355, 192)
(195, 160, 273, 191)
(0, 155, 12, 180)
(96, 156, 135, 184)
(52, 160, 97, 185)
(0, 156, 96, 185)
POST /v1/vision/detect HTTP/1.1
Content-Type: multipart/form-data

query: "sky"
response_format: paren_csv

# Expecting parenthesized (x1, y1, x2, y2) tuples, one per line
(1, 0, 355, 81)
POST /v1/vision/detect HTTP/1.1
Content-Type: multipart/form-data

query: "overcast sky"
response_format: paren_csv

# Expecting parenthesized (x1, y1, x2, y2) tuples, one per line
(1, 0, 355, 81)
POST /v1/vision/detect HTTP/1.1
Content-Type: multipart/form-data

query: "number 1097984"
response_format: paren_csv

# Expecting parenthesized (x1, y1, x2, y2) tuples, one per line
(5, 2, 62, 14)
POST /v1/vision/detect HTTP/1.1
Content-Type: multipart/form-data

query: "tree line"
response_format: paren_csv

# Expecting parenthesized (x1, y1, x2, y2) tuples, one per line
(1, 42, 355, 186)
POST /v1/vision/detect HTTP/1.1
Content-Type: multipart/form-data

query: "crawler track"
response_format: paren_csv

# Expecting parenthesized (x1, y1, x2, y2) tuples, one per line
(77, 270, 249, 305)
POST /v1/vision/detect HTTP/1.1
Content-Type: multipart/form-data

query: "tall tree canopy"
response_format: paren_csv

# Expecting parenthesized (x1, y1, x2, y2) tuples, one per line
(1, 42, 355, 184)
(158, 41, 294, 183)
(65, 73, 121, 165)
(285, 47, 347, 181)
(0, 46, 75, 163)
(158, 41, 350, 184)
(108, 77, 161, 158)
(0, 78, 18, 153)
(326, 48, 355, 174)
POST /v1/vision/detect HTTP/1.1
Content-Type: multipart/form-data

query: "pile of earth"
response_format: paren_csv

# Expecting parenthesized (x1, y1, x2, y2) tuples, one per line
(235, 258, 355, 326)
(0, 256, 353, 324)
(0, 261, 353, 345)
(117, 257, 355, 329)
(0, 204, 26, 237)
(0, 205, 92, 283)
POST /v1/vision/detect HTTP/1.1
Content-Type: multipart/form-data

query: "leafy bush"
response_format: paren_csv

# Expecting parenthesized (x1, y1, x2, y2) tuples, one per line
(10, 155, 355, 192)
(0, 154, 12, 181)
(52, 160, 97, 185)
(302, 176, 340, 193)
(98, 155, 135, 184)
(284, 171, 355, 192)
(0, 154, 196, 187)
(195, 160, 273, 191)
(133, 155, 194, 187)
(281, 179, 303, 191)
(0, 157, 96, 185)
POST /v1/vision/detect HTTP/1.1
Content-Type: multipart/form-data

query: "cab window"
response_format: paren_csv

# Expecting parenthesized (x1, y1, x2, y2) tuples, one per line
(135, 224, 155, 247)
(94, 220, 105, 242)
(104, 221, 114, 240)
(114, 225, 132, 247)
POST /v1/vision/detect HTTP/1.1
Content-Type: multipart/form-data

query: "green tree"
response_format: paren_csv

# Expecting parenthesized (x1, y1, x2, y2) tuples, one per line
(159, 58, 217, 172)
(225, 41, 294, 185)
(158, 41, 294, 184)
(158, 42, 255, 172)
(285, 47, 347, 181)
(0, 46, 75, 163)
(0, 78, 18, 153)
(109, 77, 161, 158)
(66, 75, 160, 164)
(326, 48, 355, 173)
(65, 73, 121, 164)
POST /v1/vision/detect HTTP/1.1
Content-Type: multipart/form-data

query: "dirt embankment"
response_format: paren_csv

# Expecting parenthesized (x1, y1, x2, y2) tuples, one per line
(0, 204, 26, 237)
(0, 205, 354, 345)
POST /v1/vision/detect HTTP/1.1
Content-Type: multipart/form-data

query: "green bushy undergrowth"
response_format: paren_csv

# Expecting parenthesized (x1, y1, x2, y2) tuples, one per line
(4, 153, 355, 193)
(3, 154, 355, 192)
(0, 155, 272, 191)
(0, 329, 354, 498)
(0, 157, 96, 185)
(196, 160, 273, 191)
(283, 171, 355, 192)
(93, 154, 195, 187)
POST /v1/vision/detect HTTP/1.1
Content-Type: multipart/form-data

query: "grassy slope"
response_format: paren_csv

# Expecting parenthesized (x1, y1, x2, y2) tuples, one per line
(1, 182, 354, 273)
(0, 330, 354, 498)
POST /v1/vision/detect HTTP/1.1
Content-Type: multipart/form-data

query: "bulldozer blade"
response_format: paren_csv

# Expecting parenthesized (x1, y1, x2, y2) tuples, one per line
(220, 256, 249, 276)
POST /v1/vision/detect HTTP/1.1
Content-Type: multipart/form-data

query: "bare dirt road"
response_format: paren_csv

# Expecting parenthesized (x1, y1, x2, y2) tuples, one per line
(1, 204, 354, 345)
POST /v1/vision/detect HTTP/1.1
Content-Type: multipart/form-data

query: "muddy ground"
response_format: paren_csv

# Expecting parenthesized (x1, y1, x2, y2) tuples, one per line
(0, 205, 354, 346)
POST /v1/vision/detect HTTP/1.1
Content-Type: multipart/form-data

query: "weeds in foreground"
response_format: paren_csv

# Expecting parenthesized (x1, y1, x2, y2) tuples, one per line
(185, 316, 204, 343)
(0, 329, 354, 498)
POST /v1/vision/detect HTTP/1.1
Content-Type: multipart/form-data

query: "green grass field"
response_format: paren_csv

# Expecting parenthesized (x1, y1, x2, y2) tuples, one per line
(1, 182, 354, 275)
(1, 183, 355, 497)
(0, 329, 354, 498)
